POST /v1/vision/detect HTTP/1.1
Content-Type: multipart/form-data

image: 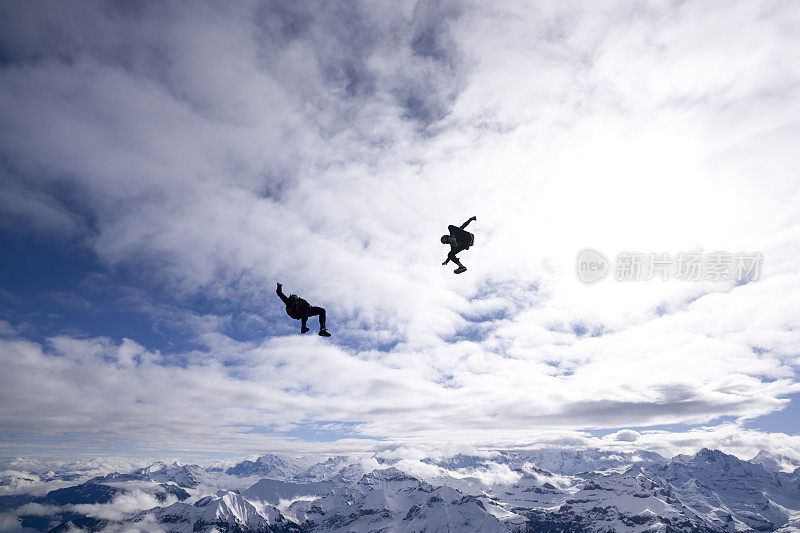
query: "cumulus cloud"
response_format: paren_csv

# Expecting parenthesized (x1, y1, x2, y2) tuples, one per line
(12, 503, 59, 517)
(69, 489, 169, 522)
(0, 512, 30, 533)
(0, 470, 42, 496)
(91, 513, 167, 533)
(611, 430, 640, 442)
(0, 0, 798, 459)
(453, 462, 522, 487)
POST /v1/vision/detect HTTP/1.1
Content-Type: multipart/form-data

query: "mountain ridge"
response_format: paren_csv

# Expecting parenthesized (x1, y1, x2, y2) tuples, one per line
(4, 447, 799, 532)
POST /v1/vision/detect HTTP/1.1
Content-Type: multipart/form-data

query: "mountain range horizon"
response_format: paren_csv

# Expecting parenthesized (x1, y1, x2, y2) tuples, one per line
(2, 445, 799, 532)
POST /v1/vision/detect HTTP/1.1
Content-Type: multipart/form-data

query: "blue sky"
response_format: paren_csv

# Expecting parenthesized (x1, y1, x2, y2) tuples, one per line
(0, 0, 799, 462)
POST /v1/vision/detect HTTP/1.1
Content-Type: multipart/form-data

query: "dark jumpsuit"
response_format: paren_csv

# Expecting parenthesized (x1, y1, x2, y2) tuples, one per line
(276, 286, 327, 331)
(445, 220, 475, 268)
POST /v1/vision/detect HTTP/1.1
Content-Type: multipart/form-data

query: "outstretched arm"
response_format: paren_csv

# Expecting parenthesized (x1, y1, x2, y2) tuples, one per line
(460, 216, 477, 229)
(276, 283, 290, 305)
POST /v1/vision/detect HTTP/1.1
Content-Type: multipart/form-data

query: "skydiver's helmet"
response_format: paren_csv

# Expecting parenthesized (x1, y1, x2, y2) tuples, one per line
(441, 235, 450, 244)
(289, 294, 298, 300)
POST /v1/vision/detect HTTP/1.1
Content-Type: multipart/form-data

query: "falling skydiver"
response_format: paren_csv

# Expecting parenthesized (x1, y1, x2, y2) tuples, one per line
(276, 283, 331, 336)
(441, 216, 477, 274)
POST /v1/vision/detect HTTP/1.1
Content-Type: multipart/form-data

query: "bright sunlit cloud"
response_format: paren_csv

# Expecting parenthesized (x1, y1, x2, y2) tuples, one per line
(0, 0, 798, 462)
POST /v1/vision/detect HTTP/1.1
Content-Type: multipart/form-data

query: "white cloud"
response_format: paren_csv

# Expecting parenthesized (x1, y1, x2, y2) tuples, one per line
(453, 462, 522, 487)
(0, 320, 16, 337)
(96, 514, 167, 533)
(611, 430, 640, 442)
(0, 0, 798, 458)
(599, 423, 800, 463)
(0, 470, 41, 496)
(0, 512, 33, 533)
(69, 489, 169, 522)
(13, 503, 59, 517)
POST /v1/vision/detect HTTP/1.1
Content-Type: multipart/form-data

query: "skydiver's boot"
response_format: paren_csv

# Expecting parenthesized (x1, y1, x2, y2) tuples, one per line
(318, 329, 331, 337)
(454, 266, 467, 274)
(301, 326, 310, 334)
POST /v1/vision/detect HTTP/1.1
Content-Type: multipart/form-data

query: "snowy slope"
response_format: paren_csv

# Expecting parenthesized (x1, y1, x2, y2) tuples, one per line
(135, 489, 300, 533)
(507, 448, 667, 475)
(302, 468, 507, 533)
(295, 456, 354, 482)
(751, 450, 800, 474)
(242, 478, 335, 505)
(521, 465, 720, 532)
(136, 461, 207, 488)
(651, 448, 800, 532)
(226, 455, 318, 480)
(9, 448, 800, 532)
(226, 454, 368, 484)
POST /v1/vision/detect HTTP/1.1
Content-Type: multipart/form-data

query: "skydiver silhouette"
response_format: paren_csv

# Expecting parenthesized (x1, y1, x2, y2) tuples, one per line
(441, 216, 477, 274)
(276, 283, 331, 336)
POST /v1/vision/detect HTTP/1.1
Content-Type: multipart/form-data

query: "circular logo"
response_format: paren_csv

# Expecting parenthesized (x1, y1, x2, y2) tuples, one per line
(576, 248, 609, 284)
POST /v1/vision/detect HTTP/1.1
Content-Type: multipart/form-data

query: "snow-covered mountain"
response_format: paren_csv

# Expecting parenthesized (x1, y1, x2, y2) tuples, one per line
(134, 461, 207, 488)
(650, 448, 800, 532)
(300, 468, 507, 533)
(225, 454, 367, 484)
(297, 456, 353, 483)
(510, 448, 800, 533)
(519, 464, 722, 532)
(226, 454, 317, 480)
(750, 450, 800, 473)
(506, 448, 667, 475)
(4, 448, 800, 532)
(242, 478, 335, 506)
(134, 490, 300, 533)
